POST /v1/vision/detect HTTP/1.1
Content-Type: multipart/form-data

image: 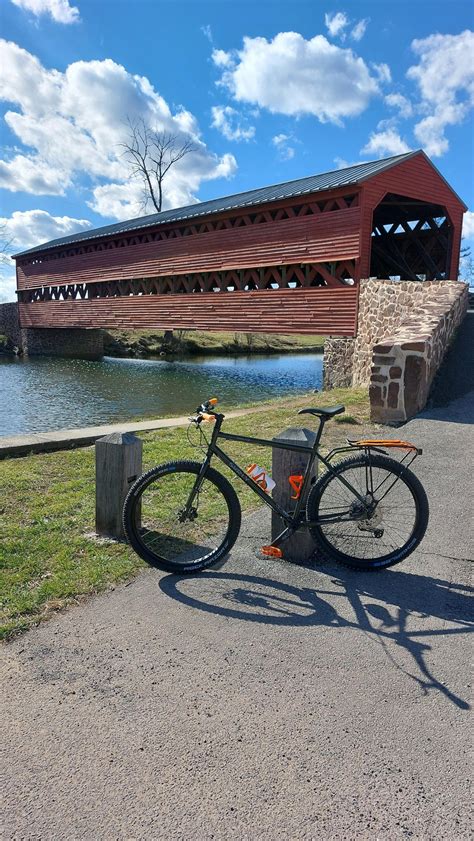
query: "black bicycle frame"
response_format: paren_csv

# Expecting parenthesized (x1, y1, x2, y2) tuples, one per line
(188, 413, 368, 528)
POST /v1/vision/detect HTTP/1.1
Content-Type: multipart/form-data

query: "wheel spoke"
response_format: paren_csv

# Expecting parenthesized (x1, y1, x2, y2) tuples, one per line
(309, 456, 423, 567)
(124, 465, 237, 570)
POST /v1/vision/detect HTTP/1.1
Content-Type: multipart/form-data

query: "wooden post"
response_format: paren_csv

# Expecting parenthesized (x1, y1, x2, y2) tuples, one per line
(95, 432, 142, 539)
(271, 427, 318, 562)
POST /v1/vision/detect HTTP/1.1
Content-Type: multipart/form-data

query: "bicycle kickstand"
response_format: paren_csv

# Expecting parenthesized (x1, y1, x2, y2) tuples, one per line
(258, 524, 296, 560)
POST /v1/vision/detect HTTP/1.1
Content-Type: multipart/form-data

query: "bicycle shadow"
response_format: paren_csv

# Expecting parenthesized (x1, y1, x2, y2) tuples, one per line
(159, 564, 473, 710)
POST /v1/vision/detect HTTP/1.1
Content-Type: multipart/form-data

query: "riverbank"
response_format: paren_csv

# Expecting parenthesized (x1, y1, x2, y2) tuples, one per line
(103, 329, 325, 358)
(0, 334, 17, 356)
(1, 352, 325, 437)
(0, 386, 369, 639)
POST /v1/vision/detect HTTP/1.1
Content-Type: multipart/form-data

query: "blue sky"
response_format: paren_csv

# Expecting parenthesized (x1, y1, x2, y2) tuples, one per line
(1, 0, 473, 300)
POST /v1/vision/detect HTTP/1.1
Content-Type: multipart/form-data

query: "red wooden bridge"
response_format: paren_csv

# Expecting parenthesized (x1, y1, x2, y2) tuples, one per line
(14, 151, 466, 337)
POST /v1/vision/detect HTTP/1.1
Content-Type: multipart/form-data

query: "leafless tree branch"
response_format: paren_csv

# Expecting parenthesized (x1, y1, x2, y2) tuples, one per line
(120, 119, 197, 213)
(0, 224, 14, 265)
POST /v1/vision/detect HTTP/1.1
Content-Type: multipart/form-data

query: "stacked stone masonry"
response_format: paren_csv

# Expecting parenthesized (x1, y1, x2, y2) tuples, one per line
(0, 302, 103, 359)
(0, 302, 24, 351)
(352, 279, 435, 386)
(323, 278, 468, 423)
(368, 280, 468, 423)
(24, 327, 104, 359)
(322, 337, 355, 389)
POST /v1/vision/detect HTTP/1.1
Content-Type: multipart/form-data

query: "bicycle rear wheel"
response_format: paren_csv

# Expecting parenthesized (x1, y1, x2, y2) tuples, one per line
(307, 454, 429, 569)
(123, 460, 241, 573)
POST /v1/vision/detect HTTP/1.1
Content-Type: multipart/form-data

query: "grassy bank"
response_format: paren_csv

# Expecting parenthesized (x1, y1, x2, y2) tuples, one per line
(0, 387, 369, 640)
(0, 334, 17, 356)
(104, 329, 325, 358)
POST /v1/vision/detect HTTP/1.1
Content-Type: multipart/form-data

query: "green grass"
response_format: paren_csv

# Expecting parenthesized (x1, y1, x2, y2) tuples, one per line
(0, 387, 369, 640)
(104, 328, 325, 357)
(334, 414, 360, 425)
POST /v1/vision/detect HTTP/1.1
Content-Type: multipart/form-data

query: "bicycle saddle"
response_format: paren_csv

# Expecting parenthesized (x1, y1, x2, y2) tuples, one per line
(298, 404, 345, 418)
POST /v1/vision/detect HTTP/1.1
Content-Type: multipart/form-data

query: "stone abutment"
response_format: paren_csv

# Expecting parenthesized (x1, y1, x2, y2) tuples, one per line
(323, 279, 469, 422)
(0, 302, 103, 359)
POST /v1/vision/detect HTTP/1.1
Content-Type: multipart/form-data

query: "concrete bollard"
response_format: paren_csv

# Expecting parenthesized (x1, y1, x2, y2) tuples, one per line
(95, 432, 142, 539)
(271, 427, 318, 563)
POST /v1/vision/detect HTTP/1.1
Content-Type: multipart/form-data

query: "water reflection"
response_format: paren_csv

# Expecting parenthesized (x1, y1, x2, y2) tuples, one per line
(1, 352, 323, 436)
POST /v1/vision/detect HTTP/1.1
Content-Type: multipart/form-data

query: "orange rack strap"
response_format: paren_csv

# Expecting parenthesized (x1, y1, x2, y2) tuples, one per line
(354, 439, 420, 452)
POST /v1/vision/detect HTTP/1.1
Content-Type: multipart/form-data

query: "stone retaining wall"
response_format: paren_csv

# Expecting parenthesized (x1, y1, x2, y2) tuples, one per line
(0, 302, 24, 351)
(26, 327, 104, 359)
(0, 302, 103, 359)
(352, 279, 433, 385)
(323, 278, 429, 390)
(322, 337, 354, 388)
(323, 279, 468, 422)
(369, 281, 468, 422)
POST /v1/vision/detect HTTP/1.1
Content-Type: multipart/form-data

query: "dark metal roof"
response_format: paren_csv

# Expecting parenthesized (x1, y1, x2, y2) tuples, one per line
(15, 151, 419, 257)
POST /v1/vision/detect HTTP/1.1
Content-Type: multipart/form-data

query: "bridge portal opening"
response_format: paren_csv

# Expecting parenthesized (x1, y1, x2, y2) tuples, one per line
(370, 193, 453, 281)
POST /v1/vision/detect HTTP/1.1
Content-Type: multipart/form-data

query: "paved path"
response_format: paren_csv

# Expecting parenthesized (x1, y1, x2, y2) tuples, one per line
(0, 408, 255, 458)
(2, 395, 473, 840)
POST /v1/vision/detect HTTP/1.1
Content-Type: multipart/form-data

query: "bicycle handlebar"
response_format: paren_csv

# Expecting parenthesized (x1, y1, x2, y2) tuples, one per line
(189, 397, 221, 425)
(196, 397, 218, 413)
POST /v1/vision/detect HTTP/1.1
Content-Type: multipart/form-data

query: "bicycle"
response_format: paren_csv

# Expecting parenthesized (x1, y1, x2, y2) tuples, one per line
(123, 398, 429, 574)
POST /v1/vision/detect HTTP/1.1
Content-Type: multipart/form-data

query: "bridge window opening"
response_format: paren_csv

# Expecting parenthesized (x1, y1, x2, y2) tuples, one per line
(19, 260, 358, 304)
(370, 193, 453, 281)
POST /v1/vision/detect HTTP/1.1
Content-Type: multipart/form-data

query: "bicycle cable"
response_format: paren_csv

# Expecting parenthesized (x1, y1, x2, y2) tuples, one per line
(186, 421, 210, 454)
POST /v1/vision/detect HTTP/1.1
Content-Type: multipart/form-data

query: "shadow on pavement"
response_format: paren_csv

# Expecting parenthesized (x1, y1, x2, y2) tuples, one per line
(160, 565, 473, 711)
(423, 310, 474, 420)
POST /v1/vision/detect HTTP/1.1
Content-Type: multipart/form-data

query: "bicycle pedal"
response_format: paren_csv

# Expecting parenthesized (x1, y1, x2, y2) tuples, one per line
(260, 545, 283, 558)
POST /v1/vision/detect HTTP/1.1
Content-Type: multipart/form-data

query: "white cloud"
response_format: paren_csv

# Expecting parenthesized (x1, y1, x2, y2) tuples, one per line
(0, 39, 238, 218)
(272, 134, 295, 160)
(87, 182, 145, 221)
(1, 209, 91, 252)
(212, 48, 233, 68)
(89, 153, 237, 221)
(211, 105, 255, 141)
(0, 268, 17, 303)
(361, 129, 411, 158)
(215, 32, 380, 124)
(325, 11, 368, 42)
(324, 11, 349, 38)
(201, 24, 213, 44)
(407, 30, 474, 157)
(334, 156, 363, 169)
(372, 62, 392, 84)
(350, 19, 368, 42)
(0, 154, 70, 194)
(10, 0, 80, 24)
(385, 92, 413, 118)
(0, 209, 91, 301)
(462, 210, 474, 240)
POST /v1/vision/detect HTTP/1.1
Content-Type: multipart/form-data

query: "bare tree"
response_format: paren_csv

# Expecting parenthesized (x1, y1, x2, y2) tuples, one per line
(121, 118, 197, 213)
(0, 223, 13, 265)
(459, 238, 473, 283)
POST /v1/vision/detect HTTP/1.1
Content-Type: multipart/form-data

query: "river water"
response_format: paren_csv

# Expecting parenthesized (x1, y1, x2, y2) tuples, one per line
(1, 352, 323, 436)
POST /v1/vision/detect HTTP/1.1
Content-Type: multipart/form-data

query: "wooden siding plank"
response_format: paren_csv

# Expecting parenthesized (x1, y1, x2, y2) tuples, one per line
(18, 287, 359, 336)
(17, 208, 361, 290)
(359, 153, 466, 279)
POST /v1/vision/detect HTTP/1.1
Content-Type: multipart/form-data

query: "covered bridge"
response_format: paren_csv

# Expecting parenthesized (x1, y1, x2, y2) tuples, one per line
(14, 150, 466, 337)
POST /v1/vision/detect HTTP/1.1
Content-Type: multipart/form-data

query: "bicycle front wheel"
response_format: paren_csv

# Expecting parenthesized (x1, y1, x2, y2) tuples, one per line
(123, 460, 241, 573)
(307, 454, 429, 569)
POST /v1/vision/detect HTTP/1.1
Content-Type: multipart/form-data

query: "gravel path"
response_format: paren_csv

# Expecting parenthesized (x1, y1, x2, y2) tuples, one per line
(2, 396, 473, 840)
